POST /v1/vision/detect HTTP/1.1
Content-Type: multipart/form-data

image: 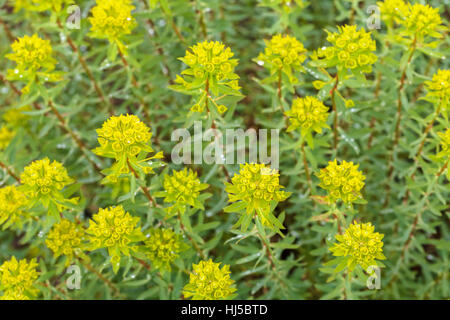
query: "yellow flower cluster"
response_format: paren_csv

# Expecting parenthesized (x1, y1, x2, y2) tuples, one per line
(402, 4, 442, 39)
(86, 205, 144, 271)
(316, 159, 365, 204)
(174, 40, 241, 114)
(6, 34, 62, 94)
(10, 0, 34, 12)
(143, 228, 188, 271)
(2, 106, 31, 128)
(227, 163, 290, 205)
(0, 257, 40, 299)
(225, 163, 290, 229)
(6, 34, 58, 86)
(329, 221, 386, 271)
(28, 0, 74, 12)
(183, 259, 236, 300)
(158, 168, 209, 214)
(317, 25, 377, 73)
(180, 40, 239, 83)
(0, 291, 30, 300)
(93, 114, 163, 182)
(437, 129, 450, 159)
(285, 96, 330, 135)
(425, 69, 450, 109)
(94, 114, 151, 160)
(256, 34, 307, 83)
(0, 126, 15, 151)
(20, 157, 74, 198)
(0, 186, 29, 229)
(88, 0, 137, 49)
(378, 0, 408, 26)
(46, 219, 85, 265)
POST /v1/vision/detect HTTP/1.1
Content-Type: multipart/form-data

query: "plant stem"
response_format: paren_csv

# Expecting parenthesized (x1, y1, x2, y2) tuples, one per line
(127, 160, 157, 207)
(385, 36, 417, 206)
(0, 18, 14, 42)
(412, 58, 435, 103)
(118, 48, 138, 88)
(301, 142, 312, 193)
(254, 225, 289, 294)
(367, 70, 382, 149)
(197, 6, 208, 39)
(0, 73, 23, 96)
(402, 105, 441, 203)
(135, 257, 152, 271)
(177, 212, 206, 259)
(117, 47, 153, 122)
(204, 79, 231, 180)
(140, 0, 175, 78)
(0, 161, 21, 183)
(342, 271, 352, 300)
(48, 99, 102, 173)
(256, 230, 276, 271)
(330, 75, 339, 152)
(277, 70, 285, 113)
(56, 19, 112, 115)
(393, 39, 417, 153)
(1, 74, 103, 175)
(436, 159, 449, 177)
(387, 161, 447, 288)
(41, 282, 63, 300)
(77, 257, 122, 298)
(415, 106, 441, 160)
(159, 4, 186, 45)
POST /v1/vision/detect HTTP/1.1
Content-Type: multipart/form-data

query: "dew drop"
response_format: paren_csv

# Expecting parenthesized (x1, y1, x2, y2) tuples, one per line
(100, 60, 111, 70)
